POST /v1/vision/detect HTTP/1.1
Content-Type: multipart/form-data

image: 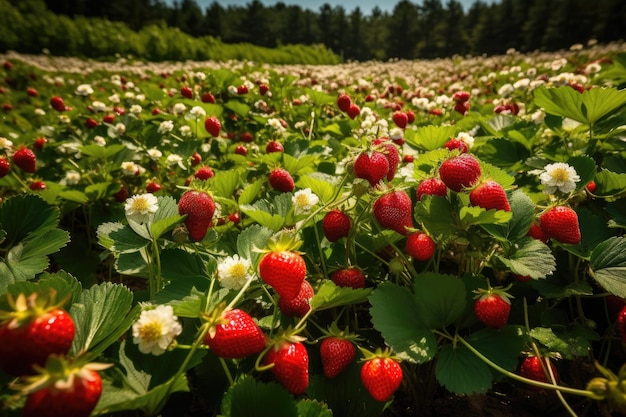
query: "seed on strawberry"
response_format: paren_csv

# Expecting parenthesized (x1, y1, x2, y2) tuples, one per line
(360, 353, 403, 402)
(320, 336, 356, 379)
(13, 146, 37, 173)
(263, 340, 309, 395)
(405, 232, 436, 261)
(539, 205, 581, 245)
(269, 168, 295, 192)
(439, 153, 481, 192)
(469, 180, 511, 211)
(178, 190, 216, 242)
(473, 290, 511, 329)
(519, 356, 559, 385)
(259, 249, 307, 301)
(354, 151, 389, 187)
(0, 156, 10, 177)
(416, 177, 448, 201)
(337, 93, 352, 112)
(203, 308, 267, 359)
(322, 209, 351, 242)
(204, 116, 221, 137)
(331, 267, 366, 289)
(278, 280, 314, 317)
(372, 189, 413, 235)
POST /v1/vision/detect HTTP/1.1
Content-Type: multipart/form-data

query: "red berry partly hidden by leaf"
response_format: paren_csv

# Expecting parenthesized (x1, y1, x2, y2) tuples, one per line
(469, 180, 511, 211)
(278, 280, 314, 317)
(439, 153, 481, 192)
(12, 146, 37, 173)
(360, 355, 403, 402)
(454, 100, 470, 115)
(263, 341, 309, 395)
(519, 356, 559, 385)
(337, 93, 352, 112)
(347, 103, 360, 119)
(178, 190, 216, 242)
(204, 116, 221, 137)
(320, 337, 356, 379)
(322, 209, 351, 242)
(444, 138, 469, 153)
(0, 156, 10, 177)
(416, 177, 448, 201)
(203, 309, 267, 359)
(527, 222, 549, 243)
(201, 92, 216, 103)
(473, 291, 511, 329)
(269, 168, 295, 192)
(33, 137, 47, 151)
(617, 305, 626, 343)
(190, 151, 202, 166)
(353, 151, 389, 187)
(405, 232, 436, 261)
(453, 90, 470, 103)
(539, 205, 581, 245)
(372, 190, 413, 235)
(259, 250, 307, 301)
(585, 180, 596, 193)
(331, 267, 366, 289)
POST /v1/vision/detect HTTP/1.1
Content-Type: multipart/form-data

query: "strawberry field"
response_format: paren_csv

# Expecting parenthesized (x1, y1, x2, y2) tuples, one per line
(1, 42, 626, 417)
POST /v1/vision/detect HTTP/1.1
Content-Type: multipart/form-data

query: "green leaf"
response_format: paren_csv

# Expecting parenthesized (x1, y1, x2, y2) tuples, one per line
(310, 280, 371, 311)
(436, 344, 493, 395)
(530, 325, 599, 359)
(296, 173, 336, 204)
(476, 137, 529, 168)
(221, 376, 298, 417)
(405, 125, 457, 151)
(466, 327, 527, 373)
(567, 155, 597, 192)
(160, 248, 214, 283)
(59, 190, 89, 204)
(459, 206, 512, 227)
(0, 194, 61, 245)
(369, 282, 437, 363)
(224, 100, 251, 118)
(589, 236, 626, 297)
(413, 272, 466, 329)
(240, 203, 285, 232)
(414, 195, 458, 239)
(283, 153, 318, 175)
(497, 237, 556, 279)
(211, 169, 240, 199)
(0, 270, 82, 310)
(109, 224, 150, 253)
(237, 225, 273, 265)
(150, 196, 183, 240)
(296, 399, 333, 417)
(238, 180, 263, 205)
(534, 86, 626, 125)
(79, 143, 126, 159)
(483, 189, 535, 241)
(594, 169, 626, 197)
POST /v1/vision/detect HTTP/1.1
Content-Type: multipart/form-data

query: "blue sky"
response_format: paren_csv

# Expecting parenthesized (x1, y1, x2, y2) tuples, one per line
(166, 0, 497, 15)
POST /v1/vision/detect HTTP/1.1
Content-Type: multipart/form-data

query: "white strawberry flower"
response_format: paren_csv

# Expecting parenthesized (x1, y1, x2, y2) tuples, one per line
(172, 103, 187, 116)
(538, 162, 581, 194)
(292, 188, 319, 215)
(179, 125, 192, 137)
(61, 170, 81, 186)
(121, 161, 140, 176)
(130, 104, 142, 115)
(0, 137, 13, 150)
(186, 105, 206, 121)
(165, 154, 185, 169)
(132, 305, 182, 356)
(218, 254, 254, 290)
(124, 193, 158, 224)
(75, 84, 93, 96)
(158, 120, 174, 134)
(147, 148, 163, 160)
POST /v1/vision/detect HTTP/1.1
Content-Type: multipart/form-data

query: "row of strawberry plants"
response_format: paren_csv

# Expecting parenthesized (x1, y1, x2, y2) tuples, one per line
(1, 45, 626, 417)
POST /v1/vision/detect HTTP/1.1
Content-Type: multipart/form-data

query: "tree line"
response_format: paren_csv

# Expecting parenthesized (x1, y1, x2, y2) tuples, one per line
(13, 0, 626, 61)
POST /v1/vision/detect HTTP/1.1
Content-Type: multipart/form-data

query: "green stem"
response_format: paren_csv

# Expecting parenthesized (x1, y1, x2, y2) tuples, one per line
(152, 237, 163, 293)
(219, 357, 234, 386)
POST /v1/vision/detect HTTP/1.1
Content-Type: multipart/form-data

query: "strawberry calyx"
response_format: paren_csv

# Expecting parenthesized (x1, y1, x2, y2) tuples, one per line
(255, 326, 307, 372)
(259, 231, 303, 254)
(358, 346, 400, 363)
(0, 291, 69, 329)
(472, 285, 513, 304)
(319, 321, 361, 344)
(201, 302, 232, 339)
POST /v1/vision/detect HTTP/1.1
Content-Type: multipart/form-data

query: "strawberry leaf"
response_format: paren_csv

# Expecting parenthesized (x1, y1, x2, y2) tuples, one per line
(466, 327, 527, 375)
(436, 344, 493, 395)
(296, 173, 336, 204)
(589, 236, 626, 298)
(238, 180, 264, 205)
(220, 376, 298, 417)
(211, 169, 241, 199)
(310, 280, 371, 311)
(150, 196, 184, 240)
(414, 195, 458, 240)
(106, 224, 151, 253)
(534, 86, 626, 125)
(413, 272, 466, 329)
(404, 125, 457, 151)
(296, 399, 333, 417)
(496, 236, 556, 279)
(529, 325, 600, 359)
(481, 189, 535, 242)
(0, 270, 82, 310)
(459, 206, 512, 227)
(237, 224, 273, 265)
(594, 169, 626, 197)
(240, 202, 286, 232)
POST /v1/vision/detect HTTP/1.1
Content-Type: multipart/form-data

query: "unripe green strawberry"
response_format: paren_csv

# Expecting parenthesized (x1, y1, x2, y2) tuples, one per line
(469, 180, 511, 211)
(354, 151, 389, 187)
(263, 340, 309, 395)
(539, 205, 581, 245)
(322, 209, 351, 242)
(278, 280, 314, 317)
(439, 153, 481, 192)
(360, 354, 403, 402)
(416, 177, 447, 201)
(405, 232, 436, 261)
(259, 250, 307, 300)
(13, 146, 37, 173)
(372, 189, 413, 235)
(203, 308, 267, 359)
(473, 290, 511, 329)
(519, 356, 559, 385)
(269, 167, 295, 192)
(320, 337, 356, 378)
(331, 267, 366, 289)
(178, 190, 216, 242)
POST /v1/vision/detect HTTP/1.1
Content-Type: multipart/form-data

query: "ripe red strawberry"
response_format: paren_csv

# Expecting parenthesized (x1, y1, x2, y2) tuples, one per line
(527, 222, 549, 243)
(392, 111, 408, 129)
(0, 293, 75, 376)
(194, 166, 214, 180)
(237, 85, 248, 95)
(190, 151, 202, 166)
(266, 140, 284, 153)
(13, 146, 37, 173)
(33, 137, 47, 151)
(360, 354, 403, 402)
(331, 267, 366, 289)
(26, 87, 38, 97)
(354, 151, 389, 187)
(519, 356, 559, 385)
(259, 250, 307, 300)
(201, 92, 216, 103)
(585, 180, 596, 193)
(85, 118, 98, 129)
(263, 340, 309, 395)
(322, 209, 351, 242)
(539, 206, 581, 245)
(337, 93, 352, 112)
(405, 232, 436, 261)
(372, 190, 413, 235)
(180, 86, 193, 99)
(113, 184, 128, 203)
(50, 96, 65, 112)
(103, 114, 115, 123)
(178, 190, 216, 242)
(259, 84, 269, 95)
(29, 180, 46, 190)
(469, 180, 511, 211)
(278, 280, 314, 317)
(146, 181, 161, 193)
(405, 110, 415, 124)
(416, 177, 448, 201)
(203, 308, 267, 359)
(372, 137, 400, 181)
(0, 156, 10, 177)
(617, 305, 626, 343)
(23, 363, 105, 417)
(454, 100, 470, 115)
(439, 153, 481, 192)
(347, 103, 360, 119)
(473, 290, 511, 329)
(444, 138, 469, 153)
(204, 116, 221, 137)
(235, 145, 247, 156)
(320, 336, 356, 378)
(269, 168, 295, 192)
(453, 91, 470, 103)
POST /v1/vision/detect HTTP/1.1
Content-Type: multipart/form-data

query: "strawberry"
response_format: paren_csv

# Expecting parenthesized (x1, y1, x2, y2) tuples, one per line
(473, 289, 511, 329)
(113, 184, 128, 203)
(29, 180, 46, 190)
(263, 340, 309, 395)
(444, 138, 469, 153)
(50, 96, 65, 112)
(372, 137, 400, 181)
(203, 308, 267, 359)
(178, 190, 216, 242)
(454, 100, 469, 115)
(85, 118, 98, 129)
(0, 156, 10, 177)
(259, 249, 307, 300)
(239, 131, 254, 142)
(519, 356, 559, 385)
(190, 151, 202, 166)
(237, 85, 249, 95)
(416, 177, 448, 201)
(33, 137, 47, 151)
(204, 116, 221, 137)
(146, 181, 161, 193)
(438, 153, 481, 192)
(22, 361, 106, 417)
(103, 114, 115, 123)
(331, 267, 366, 289)
(13, 146, 37, 173)
(360, 352, 403, 402)
(180, 86, 193, 99)
(201, 92, 216, 103)
(353, 151, 389, 187)
(585, 180, 596, 193)
(26, 87, 38, 97)
(269, 167, 295, 192)
(194, 166, 214, 180)
(266, 140, 284, 153)
(0, 293, 75, 376)
(320, 336, 356, 379)
(337, 93, 352, 112)
(322, 209, 351, 242)
(405, 110, 415, 124)
(617, 305, 626, 343)
(234, 145, 247, 156)
(527, 222, 549, 243)
(372, 190, 413, 235)
(453, 91, 470, 103)
(278, 280, 314, 317)
(405, 232, 436, 261)
(392, 111, 408, 129)
(469, 180, 511, 211)
(259, 84, 269, 95)
(347, 103, 360, 119)
(539, 206, 581, 245)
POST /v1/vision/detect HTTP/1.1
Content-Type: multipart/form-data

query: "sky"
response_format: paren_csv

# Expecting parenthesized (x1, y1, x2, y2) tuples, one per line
(165, 0, 497, 15)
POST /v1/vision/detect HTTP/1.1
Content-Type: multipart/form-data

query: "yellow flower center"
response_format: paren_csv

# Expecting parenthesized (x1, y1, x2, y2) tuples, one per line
(137, 321, 162, 342)
(294, 193, 309, 207)
(228, 263, 248, 280)
(131, 197, 150, 212)
(551, 167, 569, 182)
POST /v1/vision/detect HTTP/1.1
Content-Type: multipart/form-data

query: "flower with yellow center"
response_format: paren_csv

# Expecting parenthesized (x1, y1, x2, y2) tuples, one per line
(538, 162, 580, 194)
(132, 305, 182, 356)
(218, 254, 253, 290)
(292, 188, 319, 215)
(124, 193, 158, 224)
